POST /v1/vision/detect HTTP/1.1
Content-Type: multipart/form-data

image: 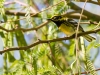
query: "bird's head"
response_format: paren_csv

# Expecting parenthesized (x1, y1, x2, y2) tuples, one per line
(47, 15, 62, 22)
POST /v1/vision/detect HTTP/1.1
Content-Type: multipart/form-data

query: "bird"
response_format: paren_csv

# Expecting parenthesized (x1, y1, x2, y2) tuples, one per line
(48, 15, 95, 42)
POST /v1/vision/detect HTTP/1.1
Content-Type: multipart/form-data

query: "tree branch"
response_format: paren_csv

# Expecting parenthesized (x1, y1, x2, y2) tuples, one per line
(4, 0, 65, 17)
(0, 21, 48, 32)
(4, 1, 100, 21)
(79, 0, 100, 5)
(0, 20, 98, 32)
(69, 2, 100, 21)
(0, 28, 99, 54)
(5, 10, 37, 17)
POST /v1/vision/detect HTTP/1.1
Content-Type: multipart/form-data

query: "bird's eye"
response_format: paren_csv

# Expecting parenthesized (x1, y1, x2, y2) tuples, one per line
(52, 16, 57, 20)
(52, 16, 61, 20)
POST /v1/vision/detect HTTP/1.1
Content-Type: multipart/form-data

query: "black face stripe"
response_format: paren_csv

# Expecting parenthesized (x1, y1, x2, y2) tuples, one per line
(51, 16, 62, 21)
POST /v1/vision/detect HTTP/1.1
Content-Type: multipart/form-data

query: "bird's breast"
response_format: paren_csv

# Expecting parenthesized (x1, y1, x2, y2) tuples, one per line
(58, 24, 75, 36)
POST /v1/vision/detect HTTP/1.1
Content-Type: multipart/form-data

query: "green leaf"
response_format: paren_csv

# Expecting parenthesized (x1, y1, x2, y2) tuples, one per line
(3, 15, 7, 22)
(69, 40, 75, 56)
(85, 54, 97, 75)
(86, 41, 96, 51)
(0, 31, 5, 38)
(7, 52, 15, 62)
(9, 60, 19, 71)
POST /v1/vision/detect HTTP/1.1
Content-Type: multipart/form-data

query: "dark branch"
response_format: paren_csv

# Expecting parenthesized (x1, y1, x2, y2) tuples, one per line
(0, 21, 98, 32)
(0, 28, 99, 54)
(5, 10, 38, 17)
(79, 0, 100, 5)
(0, 21, 48, 32)
(69, 2, 100, 21)
(4, 1, 100, 22)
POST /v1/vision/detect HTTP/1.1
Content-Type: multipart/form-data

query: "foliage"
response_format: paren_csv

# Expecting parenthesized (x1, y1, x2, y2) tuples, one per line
(0, 0, 100, 75)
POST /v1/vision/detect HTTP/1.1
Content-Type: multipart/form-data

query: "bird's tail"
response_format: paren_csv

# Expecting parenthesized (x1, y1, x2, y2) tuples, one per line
(83, 35, 95, 42)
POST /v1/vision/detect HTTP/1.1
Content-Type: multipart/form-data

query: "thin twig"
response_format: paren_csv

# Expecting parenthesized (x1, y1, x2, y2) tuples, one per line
(0, 21, 98, 32)
(1, 0, 65, 27)
(75, 0, 88, 73)
(5, 0, 64, 17)
(0, 21, 48, 32)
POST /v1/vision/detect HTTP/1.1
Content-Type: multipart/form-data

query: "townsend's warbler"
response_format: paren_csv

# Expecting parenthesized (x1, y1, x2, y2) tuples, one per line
(48, 15, 95, 42)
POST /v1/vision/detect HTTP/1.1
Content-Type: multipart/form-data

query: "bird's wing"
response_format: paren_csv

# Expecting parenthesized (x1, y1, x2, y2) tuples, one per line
(67, 19, 84, 32)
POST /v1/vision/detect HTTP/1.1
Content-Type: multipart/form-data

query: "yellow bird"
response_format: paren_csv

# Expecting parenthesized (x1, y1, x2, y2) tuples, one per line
(48, 15, 95, 42)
